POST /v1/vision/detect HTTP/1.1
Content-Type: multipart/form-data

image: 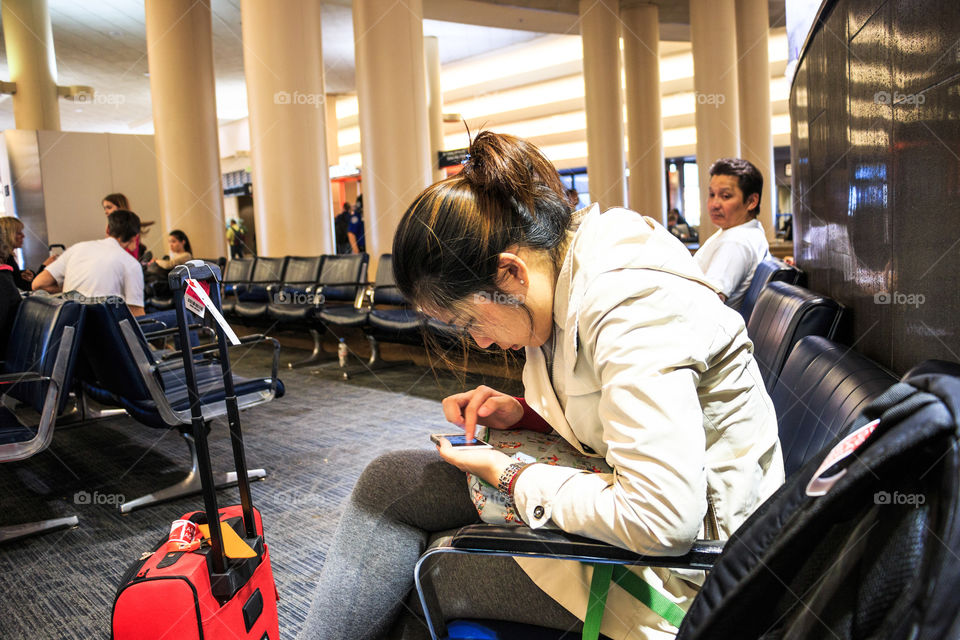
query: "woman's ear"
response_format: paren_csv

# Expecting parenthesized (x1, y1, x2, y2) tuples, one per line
(497, 252, 529, 290)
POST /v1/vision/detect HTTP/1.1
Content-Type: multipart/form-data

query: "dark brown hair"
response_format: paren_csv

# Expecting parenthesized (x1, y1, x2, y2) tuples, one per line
(709, 158, 763, 217)
(393, 132, 572, 320)
(107, 209, 141, 242)
(103, 193, 130, 210)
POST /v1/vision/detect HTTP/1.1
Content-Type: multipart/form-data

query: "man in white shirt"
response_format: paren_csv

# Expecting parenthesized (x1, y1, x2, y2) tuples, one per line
(32, 210, 145, 316)
(694, 158, 770, 310)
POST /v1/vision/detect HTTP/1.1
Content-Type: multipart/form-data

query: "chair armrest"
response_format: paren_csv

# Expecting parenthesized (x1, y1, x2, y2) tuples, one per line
(0, 372, 51, 385)
(447, 524, 724, 571)
(142, 323, 205, 339)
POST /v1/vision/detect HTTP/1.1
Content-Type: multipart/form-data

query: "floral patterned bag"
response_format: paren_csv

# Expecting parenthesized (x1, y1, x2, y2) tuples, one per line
(467, 426, 612, 525)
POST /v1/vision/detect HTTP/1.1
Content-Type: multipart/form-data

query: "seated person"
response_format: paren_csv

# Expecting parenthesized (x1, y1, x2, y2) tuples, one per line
(667, 207, 693, 241)
(32, 210, 145, 317)
(0, 216, 35, 291)
(694, 158, 770, 310)
(299, 132, 782, 639)
(103, 193, 154, 262)
(145, 230, 193, 297)
(0, 238, 22, 359)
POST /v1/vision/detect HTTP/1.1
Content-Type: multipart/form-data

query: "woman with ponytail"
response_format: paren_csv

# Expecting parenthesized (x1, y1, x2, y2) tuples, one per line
(301, 132, 782, 639)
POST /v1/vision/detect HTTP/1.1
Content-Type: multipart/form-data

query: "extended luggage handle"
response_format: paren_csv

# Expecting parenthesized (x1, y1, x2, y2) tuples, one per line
(169, 260, 258, 576)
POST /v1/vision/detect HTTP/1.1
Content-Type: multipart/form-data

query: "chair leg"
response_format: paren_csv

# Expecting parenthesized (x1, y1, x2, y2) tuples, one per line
(0, 516, 79, 544)
(79, 391, 127, 421)
(119, 430, 266, 514)
(326, 335, 407, 380)
(287, 328, 332, 369)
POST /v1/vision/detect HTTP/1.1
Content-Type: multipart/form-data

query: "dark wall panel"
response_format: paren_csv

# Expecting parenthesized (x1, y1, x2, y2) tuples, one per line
(791, 0, 960, 373)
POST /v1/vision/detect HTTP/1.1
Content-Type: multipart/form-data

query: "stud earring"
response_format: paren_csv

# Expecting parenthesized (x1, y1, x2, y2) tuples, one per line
(519, 279, 525, 285)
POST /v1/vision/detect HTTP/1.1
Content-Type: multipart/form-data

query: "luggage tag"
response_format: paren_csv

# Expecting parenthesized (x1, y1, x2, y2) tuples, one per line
(185, 278, 241, 346)
(805, 418, 880, 497)
(197, 522, 258, 558)
(184, 280, 207, 318)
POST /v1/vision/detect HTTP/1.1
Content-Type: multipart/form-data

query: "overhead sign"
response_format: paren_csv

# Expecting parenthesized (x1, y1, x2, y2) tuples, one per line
(438, 148, 469, 168)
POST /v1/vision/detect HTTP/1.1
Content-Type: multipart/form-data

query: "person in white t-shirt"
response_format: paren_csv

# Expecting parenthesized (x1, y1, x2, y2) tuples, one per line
(32, 210, 145, 316)
(694, 158, 770, 310)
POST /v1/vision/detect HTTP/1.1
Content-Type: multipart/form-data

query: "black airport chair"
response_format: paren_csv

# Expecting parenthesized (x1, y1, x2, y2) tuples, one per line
(1, 295, 85, 543)
(75, 296, 283, 513)
(224, 256, 286, 320)
(220, 257, 256, 316)
(747, 281, 843, 393)
(266, 253, 368, 368)
(738, 258, 802, 325)
(234, 255, 323, 326)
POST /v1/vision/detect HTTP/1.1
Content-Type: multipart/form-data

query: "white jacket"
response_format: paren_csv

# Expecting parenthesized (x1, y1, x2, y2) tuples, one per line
(513, 205, 783, 639)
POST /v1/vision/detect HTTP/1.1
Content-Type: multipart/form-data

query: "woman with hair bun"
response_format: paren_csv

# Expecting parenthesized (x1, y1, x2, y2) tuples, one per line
(301, 132, 783, 639)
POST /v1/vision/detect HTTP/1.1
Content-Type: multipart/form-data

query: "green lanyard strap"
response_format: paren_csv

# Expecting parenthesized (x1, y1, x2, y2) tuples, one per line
(583, 563, 687, 639)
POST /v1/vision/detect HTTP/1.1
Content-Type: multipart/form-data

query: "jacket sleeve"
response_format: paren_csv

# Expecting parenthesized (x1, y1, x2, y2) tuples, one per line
(513, 270, 711, 555)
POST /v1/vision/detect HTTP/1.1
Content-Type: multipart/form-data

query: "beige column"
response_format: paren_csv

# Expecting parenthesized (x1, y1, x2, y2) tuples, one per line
(736, 0, 775, 240)
(621, 2, 665, 220)
(424, 36, 446, 183)
(326, 96, 340, 166)
(2, 0, 60, 130)
(353, 0, 431, 272)
(579, 0, 625, 208)
(241, 0, 333, 256)
(145, 0, 225, 258)
(690, 0, 740, 241)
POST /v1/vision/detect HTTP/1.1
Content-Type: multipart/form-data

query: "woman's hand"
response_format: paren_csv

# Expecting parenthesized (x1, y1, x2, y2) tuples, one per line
(435, 437, 513, 486)
(442, 385, 524, 441)
(20, 269, 35, 283)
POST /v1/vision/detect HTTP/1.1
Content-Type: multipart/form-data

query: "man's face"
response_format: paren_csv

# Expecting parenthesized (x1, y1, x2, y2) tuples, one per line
(707, 175, 757, 230)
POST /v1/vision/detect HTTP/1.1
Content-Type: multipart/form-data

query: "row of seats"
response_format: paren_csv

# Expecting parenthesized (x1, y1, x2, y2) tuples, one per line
(1, 278, 285, 542)
(219, 254, 460, 374)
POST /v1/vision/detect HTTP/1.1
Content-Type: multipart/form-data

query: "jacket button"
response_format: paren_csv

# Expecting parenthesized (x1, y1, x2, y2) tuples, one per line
(533, 506, 545, 519)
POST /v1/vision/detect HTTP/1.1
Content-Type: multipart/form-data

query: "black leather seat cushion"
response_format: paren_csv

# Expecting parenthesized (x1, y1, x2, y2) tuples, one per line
(772, 336, 896, 477)
(233, 301, 269, 319)
(747, 281, 843, 393)
(739, 258, 802, 325)
(159, 364, 285, 412)
(368, 308, 423, 332)
(266, 301, 319, 323)
(319, 305, 369, 328)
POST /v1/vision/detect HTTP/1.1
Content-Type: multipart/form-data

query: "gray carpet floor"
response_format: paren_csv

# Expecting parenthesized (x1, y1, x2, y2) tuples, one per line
(0, 344, 522, 639)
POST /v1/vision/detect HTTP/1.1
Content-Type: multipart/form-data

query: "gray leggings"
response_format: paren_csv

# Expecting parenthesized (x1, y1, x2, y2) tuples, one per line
(298, 449, 583, 639)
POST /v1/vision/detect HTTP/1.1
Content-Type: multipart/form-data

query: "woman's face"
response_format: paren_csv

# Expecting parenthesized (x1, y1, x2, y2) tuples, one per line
(168, 235, 184, 254)
(12, 226, 25, 249)
(707, 175, 756, 230)
(103, 200, 118, 215)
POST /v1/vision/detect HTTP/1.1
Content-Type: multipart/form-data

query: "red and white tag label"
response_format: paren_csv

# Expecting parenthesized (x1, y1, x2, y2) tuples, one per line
(186, 278, 241, 345)
(184, 279, 208, 318)
(805, 418, 880, 497)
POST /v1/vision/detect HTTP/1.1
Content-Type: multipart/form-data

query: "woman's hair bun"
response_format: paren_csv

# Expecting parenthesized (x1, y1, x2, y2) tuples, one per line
(461, 131, 566, 216)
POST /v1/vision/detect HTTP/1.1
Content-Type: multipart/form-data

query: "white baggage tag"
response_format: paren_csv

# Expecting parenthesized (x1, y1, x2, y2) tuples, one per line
(186, 279, 241, 345)
(184, 285, 206, 318)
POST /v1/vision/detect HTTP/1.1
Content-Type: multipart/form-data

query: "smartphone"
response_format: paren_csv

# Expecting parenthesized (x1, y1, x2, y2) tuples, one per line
(430, 433, 493, 449)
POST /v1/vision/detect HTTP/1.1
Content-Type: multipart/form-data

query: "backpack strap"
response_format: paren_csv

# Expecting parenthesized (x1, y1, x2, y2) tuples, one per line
(583, 563, 686, 639)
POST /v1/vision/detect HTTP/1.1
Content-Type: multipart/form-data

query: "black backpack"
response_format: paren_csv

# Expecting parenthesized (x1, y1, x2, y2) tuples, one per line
(678, 370, 960, 640)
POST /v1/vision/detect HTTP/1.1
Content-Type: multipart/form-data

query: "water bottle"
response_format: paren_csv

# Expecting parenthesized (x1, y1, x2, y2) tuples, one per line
(338, 338, 348, 368)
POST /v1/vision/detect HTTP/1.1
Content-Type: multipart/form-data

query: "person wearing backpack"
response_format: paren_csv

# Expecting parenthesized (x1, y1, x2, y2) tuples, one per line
(226, 218, 246, 259)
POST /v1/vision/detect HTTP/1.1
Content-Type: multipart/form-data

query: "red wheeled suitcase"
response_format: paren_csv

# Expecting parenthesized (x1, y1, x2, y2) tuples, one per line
(112, 261, 280, 639)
